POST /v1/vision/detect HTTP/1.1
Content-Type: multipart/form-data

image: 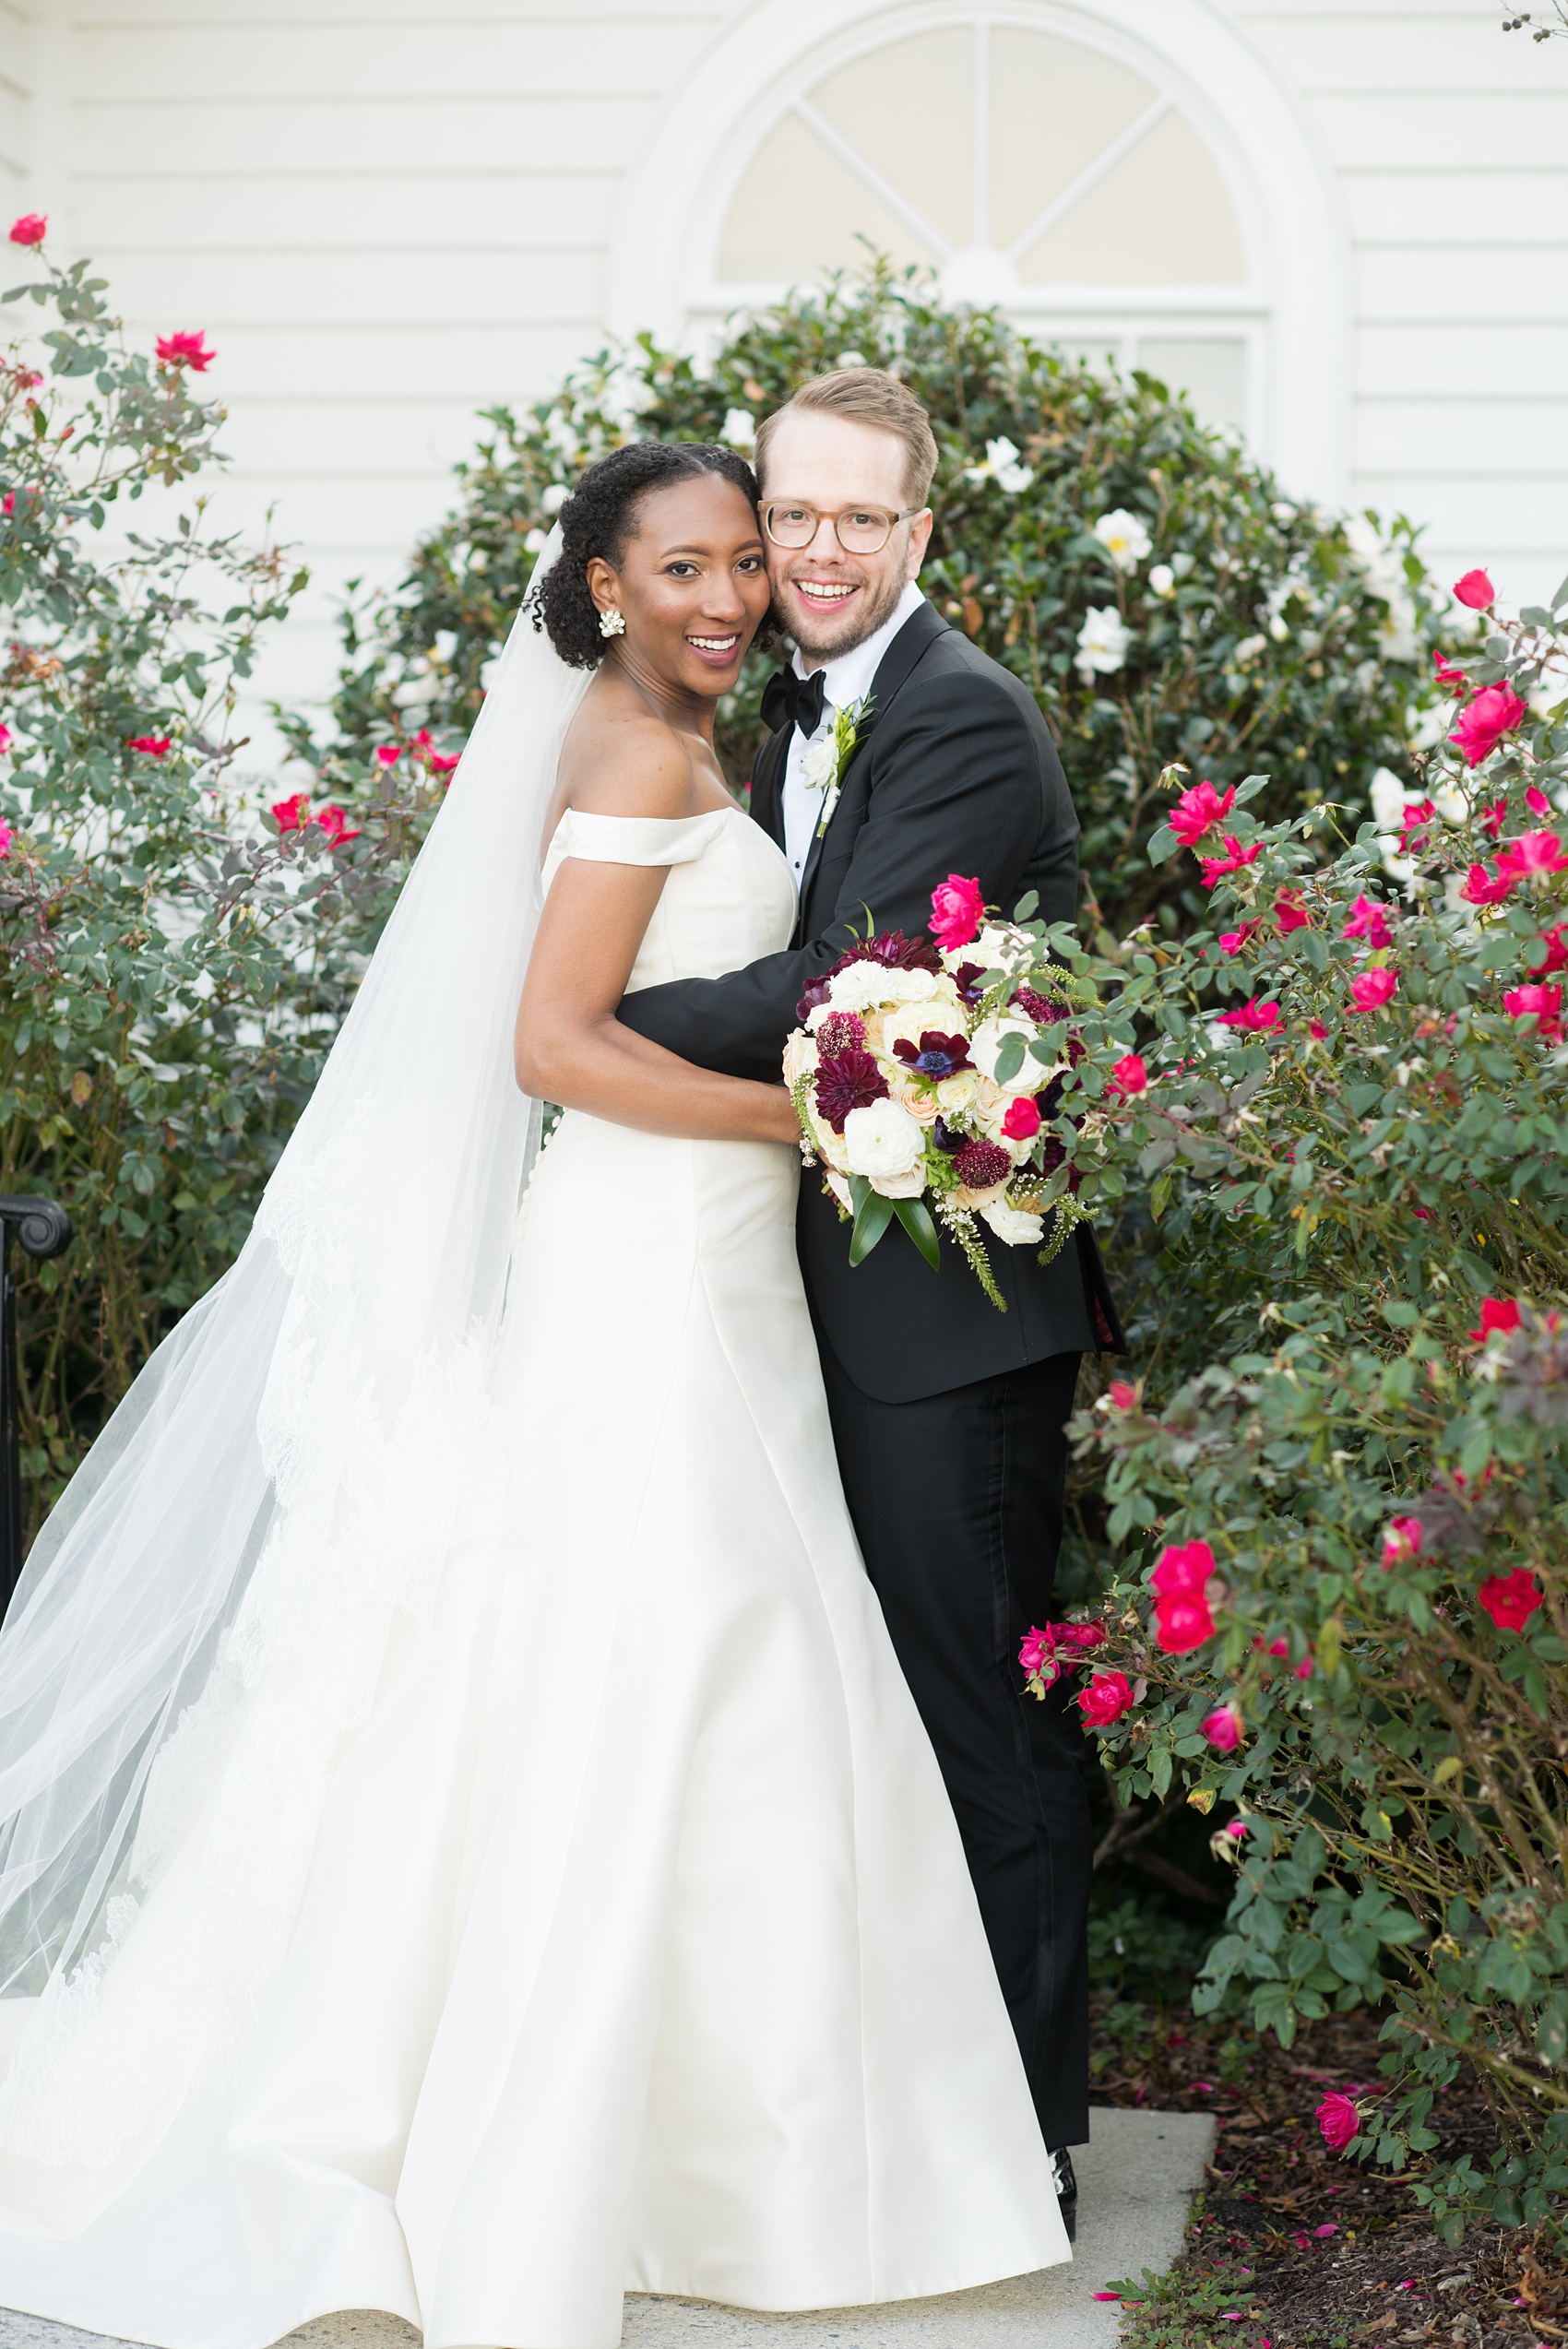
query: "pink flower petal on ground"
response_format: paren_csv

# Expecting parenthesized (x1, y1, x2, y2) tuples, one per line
(1313, 2223, 1339, 2237)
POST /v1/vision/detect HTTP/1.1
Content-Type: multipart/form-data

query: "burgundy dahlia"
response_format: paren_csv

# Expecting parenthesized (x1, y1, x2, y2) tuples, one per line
(796, 977, 832, 1022)
(816, 1013, 866, 1057)
(892, 1029, 972, 1080)
(814, 1050, 890, 1133)
(836, 928, 943, 975)
(954, 1136, 1011, 1191)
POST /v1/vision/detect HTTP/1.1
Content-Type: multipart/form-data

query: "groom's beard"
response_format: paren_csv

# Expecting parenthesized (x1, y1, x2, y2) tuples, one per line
(772, 560, 909, 667)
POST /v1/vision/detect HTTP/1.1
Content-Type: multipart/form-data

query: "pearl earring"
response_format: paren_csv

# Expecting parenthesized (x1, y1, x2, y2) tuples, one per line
(598, 607, 625, 639)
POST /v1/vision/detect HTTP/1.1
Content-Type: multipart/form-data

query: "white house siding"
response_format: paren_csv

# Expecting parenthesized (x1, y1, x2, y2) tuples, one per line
(1236, 0, 1568, 609)
(2, 0, 1565, 726)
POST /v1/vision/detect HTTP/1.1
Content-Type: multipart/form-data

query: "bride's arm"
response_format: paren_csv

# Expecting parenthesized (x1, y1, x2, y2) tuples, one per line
(514, 744, 799, 1145)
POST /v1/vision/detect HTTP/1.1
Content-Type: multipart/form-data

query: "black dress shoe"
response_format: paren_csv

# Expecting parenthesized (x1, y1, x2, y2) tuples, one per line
(1048, 2145, 1078, 2243)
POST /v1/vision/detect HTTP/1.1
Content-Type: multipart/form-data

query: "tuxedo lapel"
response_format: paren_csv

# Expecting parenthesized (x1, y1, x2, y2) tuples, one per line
(795, 602, 951, 939)
(748, 722, 790, 849)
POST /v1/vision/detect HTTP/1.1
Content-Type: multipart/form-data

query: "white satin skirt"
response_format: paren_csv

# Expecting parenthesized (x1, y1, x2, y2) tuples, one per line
(0, 1117, 1066, 2348)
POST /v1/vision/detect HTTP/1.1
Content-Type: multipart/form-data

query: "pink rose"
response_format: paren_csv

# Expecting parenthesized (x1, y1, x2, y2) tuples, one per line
(1433, 651, 1468, 695)
(316, 803, 362, 848)
(0, 723, 9, 754)
(1276, 892, 1311, 934)
(1170, 779, 1235, 847)
(1018, 1626, 1051, 1679)
(1348, 969, 1397, 1013)
(1496, 829, 1568, 883)
(1452, 568, 1495, 611)
(1198, 836, 1261, 890)
(0, 821, 12, 858)
(7, 214, 46, 247)
(1216, 997, 1281, 1034)
(1218, 922, 1259, 957)
(1202, 1703, 1243, 1752)
(1309, 1019, 1328, 1039)
(431, 753, 459, 777)
(155, 330, 216, 373)
(1341, 894, 1393, 949)
(271, 792, 312, 834)
(1002, 1094, 1041, 1140)
(1077, 1671, 1136, 1728)
(1476, 1569, 1542, 1631)
(1381, 1516, 1423, 1567)
(1106, 1053, 1147, 1097)
(1460, 861, 1515, 908)
(1151, 1538, 1215, 1597)
(1316, 2093, 1361, 2153)
(1503, 981, 1563, 1040)
(1469, 1297, 1521, 1343)
(1396, 798, 1436, 855)
(1450, 685, 1526, 769)
(1527, 786, 1552, 818)
(930, 873, 986, 951)
(1108, 1381, 1137, 1410)
(1156, 1593, 1216, 1654)
(1530, 924, 1568, 975)
(374, 744, 402, 767)
(126, 735, 171, 756)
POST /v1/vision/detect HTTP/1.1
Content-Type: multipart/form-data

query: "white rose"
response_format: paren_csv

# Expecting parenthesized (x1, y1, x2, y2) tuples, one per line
(1148, 564, 1176, 599)
(799, 732, 840, 793)
(824, 1169, 852, 1213)
(842, 1099, 926, 1182)
(970, 1014, 1044, 1096)
(1093, 508, 1153, 572)
(1075, 606, 1133, 678)
(782, 1030, 817, 1087)
(982, 1200, 1045, 1247)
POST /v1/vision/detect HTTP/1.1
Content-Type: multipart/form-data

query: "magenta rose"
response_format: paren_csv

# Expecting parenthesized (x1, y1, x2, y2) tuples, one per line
(1077, 1671, 1136, 1728)
(1316, 2093, 1361, 2153)
(1450, 684, 1526, 769)
(1201, 1703, 1243, 1753)
(1476, 1569, 1542, 1632)
(930, 873, 985, 951)
(1452, 568, 1495, 611)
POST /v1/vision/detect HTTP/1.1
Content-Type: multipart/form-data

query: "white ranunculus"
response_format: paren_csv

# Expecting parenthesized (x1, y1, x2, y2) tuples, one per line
(842, 1099, 926, 1182)
(981, 1199, 1045, 1247)
(1148, 564, 1176, 599)
(719, 407, 756, 450)
(1093, 508, 1153, 572)
(970, 1014, 1044, 1097)
(1075, 606, 1133, 678)
(825, 961, 938, 1015)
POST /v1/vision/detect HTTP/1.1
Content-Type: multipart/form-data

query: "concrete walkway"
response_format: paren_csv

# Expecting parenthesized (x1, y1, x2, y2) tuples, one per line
(0, 2107, 1214, 2349)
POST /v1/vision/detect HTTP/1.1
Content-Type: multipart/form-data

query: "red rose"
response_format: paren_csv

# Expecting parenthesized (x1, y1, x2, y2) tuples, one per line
(271, 792, 312, 835)
(1452, 569, 1495, 611)
(1077, 1671, 1136, 1728)
(1107, 1381, 1137, 1410)
(1341, 894, 1392, 949)
(1450, 685, 1527, 769)
(7, 214, 46, 247)
(127, 735, 171, 756)
(1155, 1593, 1215, 1654)
(1468, 1297, 1521, 1343)
(1216, 997, 1281, 1034)
(1198, 836, 1261, 890)
(1503, 981, 1563, 1041)
(1496, 829, 1568, 884)
(1348, 969, 1397, 1013)
(929, 873, 985, 951)
(1529, 925, 1568, 975)
(1433, 650, 1467, 694)
(1001, 1094, 1041, 1140)
(1170, 779, 1235, 847)
(1381, 1516, 1423, 1567)
(1275, 892, 1311, 934)
(1202, 1703, 1243, 1752)
(1316, 2092, 1361, 2153)
(155, 330, 216, 373)
(1460, 861, 1515, 908)
(1106, 1053, 1147, 1098)
(1476, 1569, 1541, 1632)
(1151, 1538, 1215, 1597)
(316, 803, 362, 848)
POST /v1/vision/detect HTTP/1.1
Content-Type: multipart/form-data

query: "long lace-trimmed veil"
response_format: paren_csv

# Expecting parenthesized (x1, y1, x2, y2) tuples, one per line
(0, 531, 588, 2166)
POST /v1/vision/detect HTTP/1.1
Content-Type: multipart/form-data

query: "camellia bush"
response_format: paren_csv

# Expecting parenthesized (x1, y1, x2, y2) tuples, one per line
(0, 222, 447, 1509)
(304, 258, 1445, 932)
(991, 566, 1568, 2244)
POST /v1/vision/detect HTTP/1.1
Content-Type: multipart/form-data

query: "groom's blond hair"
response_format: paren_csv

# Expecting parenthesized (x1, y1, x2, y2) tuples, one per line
(754, 370, 939, 508)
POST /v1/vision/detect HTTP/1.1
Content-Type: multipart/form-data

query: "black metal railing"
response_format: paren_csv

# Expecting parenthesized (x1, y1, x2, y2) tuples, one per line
(0, 1195, 73, 1619)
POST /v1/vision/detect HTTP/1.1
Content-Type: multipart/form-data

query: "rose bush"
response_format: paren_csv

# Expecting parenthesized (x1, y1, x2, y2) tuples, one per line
(1005, 568, 1568, 2245)
(306, 257, 1444, 933)
(0, 232, 445, 1509)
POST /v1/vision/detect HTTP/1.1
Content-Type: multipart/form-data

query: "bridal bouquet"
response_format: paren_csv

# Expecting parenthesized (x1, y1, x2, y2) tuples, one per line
(784, 876, 1094, 1309)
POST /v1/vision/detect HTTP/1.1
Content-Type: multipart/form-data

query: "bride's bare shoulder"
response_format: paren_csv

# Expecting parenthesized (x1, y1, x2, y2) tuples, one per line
(554, 675, 698, 823)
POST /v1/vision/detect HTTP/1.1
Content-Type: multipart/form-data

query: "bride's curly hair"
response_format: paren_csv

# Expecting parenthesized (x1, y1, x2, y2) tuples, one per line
(535, 441, 774, 670)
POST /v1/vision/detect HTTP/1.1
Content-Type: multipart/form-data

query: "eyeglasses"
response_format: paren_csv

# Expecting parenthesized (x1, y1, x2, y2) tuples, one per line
(763, 502, 923, 555)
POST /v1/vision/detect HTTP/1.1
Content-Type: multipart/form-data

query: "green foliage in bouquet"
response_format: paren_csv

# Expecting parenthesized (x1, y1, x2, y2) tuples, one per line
(307, 258, 1443, 931)
(1022, 575, 1568, 2243)
(0, 236, 447, 1511)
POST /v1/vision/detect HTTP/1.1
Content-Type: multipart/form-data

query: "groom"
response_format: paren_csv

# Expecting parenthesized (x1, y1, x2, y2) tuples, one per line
(619, 370, 1122, 2231)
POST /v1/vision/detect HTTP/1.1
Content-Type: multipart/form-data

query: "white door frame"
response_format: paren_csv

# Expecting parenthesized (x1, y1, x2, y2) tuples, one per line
(605, 0, 1350, 503)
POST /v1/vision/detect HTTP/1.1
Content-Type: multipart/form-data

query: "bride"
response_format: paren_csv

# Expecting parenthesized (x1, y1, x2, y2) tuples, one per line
(0, 442, 1068, 2349)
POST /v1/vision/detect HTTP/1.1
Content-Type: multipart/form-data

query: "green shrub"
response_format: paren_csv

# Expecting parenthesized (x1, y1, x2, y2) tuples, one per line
(1024, 575, 1568, 2242)
(0, 239, 444, 1508)
(307, 258, 1442, 932)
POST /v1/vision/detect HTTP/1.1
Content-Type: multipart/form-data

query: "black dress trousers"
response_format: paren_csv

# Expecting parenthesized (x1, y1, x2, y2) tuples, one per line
(814, 1337, 1093, 2153)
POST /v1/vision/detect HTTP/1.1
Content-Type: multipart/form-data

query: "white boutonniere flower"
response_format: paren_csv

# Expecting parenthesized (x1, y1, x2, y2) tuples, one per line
(802, 696, 873, 838)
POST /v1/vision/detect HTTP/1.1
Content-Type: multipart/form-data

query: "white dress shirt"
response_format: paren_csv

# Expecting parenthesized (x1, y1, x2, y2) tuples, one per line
(779, 580, 927, 893)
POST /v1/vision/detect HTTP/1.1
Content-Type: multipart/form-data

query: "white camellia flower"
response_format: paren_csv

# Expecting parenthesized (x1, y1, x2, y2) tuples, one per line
(969, 1014, 1044, 1096)
(1093, 508, 1153, 572)
(540, 482, 571, 516)
(523, 528, 548, 555)
(1075, 607, 1133, 678)
(1148, 564, 1176, 599)
(964, 435, 1034, 494)
(842, 1099, 926, 1183)
(719, 407, 756, 450)
(1233, 634, 1268, 667)
(981, 1200, 1045, 1247)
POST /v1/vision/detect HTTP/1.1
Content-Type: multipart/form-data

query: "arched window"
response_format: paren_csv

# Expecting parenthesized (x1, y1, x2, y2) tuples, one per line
(608, 0, 1348, 498)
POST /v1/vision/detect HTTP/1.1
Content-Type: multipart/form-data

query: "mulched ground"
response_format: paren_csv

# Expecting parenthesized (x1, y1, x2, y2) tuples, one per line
(1087, 1993, 1568, 2347)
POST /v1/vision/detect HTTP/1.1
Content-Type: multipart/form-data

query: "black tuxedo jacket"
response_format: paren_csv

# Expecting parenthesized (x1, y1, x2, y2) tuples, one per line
(619, 600, 1123, 1402)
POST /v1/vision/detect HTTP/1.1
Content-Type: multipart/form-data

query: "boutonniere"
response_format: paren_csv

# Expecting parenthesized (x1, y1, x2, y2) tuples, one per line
(799, 696, 873, 838)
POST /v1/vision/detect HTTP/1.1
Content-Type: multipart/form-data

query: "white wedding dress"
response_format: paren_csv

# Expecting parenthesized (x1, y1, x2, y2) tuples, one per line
(0, 801, 1066, 2349)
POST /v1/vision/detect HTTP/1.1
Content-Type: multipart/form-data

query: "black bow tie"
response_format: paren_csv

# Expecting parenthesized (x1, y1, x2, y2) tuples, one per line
(760, 666, 828, 740)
